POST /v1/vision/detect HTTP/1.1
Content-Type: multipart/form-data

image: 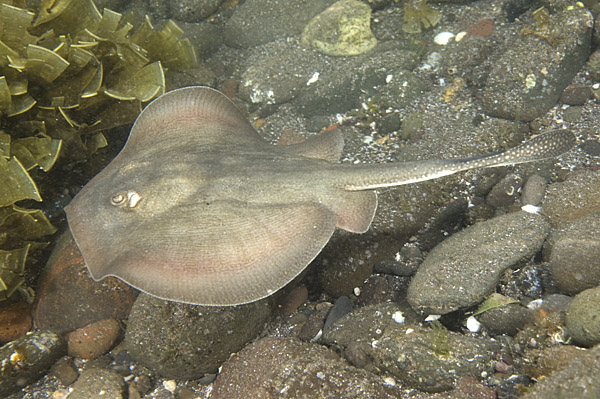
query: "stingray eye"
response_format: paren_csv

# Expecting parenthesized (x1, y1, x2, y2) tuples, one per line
(110, 193, 126, 206)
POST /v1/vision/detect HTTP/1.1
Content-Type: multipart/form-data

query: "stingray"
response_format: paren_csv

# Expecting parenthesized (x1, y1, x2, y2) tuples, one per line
(65, 86, 576, 306)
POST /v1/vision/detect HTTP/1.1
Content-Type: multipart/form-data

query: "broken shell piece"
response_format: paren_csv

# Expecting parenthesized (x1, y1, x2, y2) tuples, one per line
(434, 31, 455, 45)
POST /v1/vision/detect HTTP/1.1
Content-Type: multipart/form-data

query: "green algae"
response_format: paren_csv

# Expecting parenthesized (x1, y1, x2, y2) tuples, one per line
(429, 320, 451, 356)
(301, 0, 377, 57)
(402, 0, 441, 34)
(0, 0, 198, 301)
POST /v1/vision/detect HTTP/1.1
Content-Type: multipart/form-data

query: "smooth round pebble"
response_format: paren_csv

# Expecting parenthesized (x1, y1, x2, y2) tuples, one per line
(565, 285, 600, 346)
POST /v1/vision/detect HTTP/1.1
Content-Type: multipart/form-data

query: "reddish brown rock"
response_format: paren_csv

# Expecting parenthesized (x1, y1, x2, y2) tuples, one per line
(68, 318, 121, 359)
(33, 231, 137, 334)
(0, 301, 32, 345)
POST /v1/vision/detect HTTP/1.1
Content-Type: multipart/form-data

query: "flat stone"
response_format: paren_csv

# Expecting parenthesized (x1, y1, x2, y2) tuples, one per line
(407, 211, 550, 314)
(370, 325, 501, 392)
(224, 0, 336, 49)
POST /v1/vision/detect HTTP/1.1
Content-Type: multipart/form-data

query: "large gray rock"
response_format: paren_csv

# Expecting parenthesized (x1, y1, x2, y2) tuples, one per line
(371, 325, 501, 392)
(407, 211, 550, 314)
(212, 337, 404, 398)
(124, 293, 271, 379)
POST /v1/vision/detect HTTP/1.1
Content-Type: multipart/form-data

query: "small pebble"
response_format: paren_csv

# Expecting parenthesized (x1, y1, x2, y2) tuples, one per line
(68, 318, 120, 359)
(521, 174, 546, 206)
(49, 357, 79, 385)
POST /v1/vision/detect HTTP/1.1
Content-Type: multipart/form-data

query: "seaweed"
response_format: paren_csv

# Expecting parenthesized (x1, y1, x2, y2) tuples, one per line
(520, 7, 560, 46)
(429, 320, 451, 356)
(402, 0, 441, 34)
(0, 0, 198, 301)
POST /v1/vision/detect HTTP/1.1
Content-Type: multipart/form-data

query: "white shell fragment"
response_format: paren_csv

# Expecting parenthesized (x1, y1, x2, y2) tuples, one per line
(392, 310, 405, 324)
(466, 315, 482, 333)
(522, 204, 542, 214)
(434, 32, 455, 45)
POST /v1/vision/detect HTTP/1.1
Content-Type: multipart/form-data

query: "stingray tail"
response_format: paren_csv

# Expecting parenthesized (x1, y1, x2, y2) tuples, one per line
(339, 129, 576, 191)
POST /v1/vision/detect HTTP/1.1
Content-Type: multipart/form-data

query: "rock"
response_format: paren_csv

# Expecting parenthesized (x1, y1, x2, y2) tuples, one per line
(542, 170, 600, 226)
(224, 0, 337, 49)
(212, 337, 404, 398)
(486, 173, 523, 209)
(67, 318, 121, 359)
(0, 331, 66, 396)
(477, 304, 533, 336)
(449, 376, 496, 399)
(0, 301, 32, 345)
(586, 48, 600, 81)
(323, 302, 419, 347)
(238, 41, 322, 105)
(124, 293, 271, 379)
(521, 344, 600, 399)
(545, 213, 600, 294)
(322, 296, 353, 333)
(370, 325, 501, 392)
(319, 232, 377, 298)
(33, 231, 136, 334)
(565, 286, 600, 347)
(521, 345, 587, 379)
(301, 0, 377, 56)
(169, 0, 224, 23)
(323, 302, 419, 370)
(521, 174, 546, 206)
(499, 263, 546, 300)
(294, 47, 419, 117)
(480, 7, 592, 121)
(407, 211, 550, 314)
(68, 368, 126, 399)
(560, 85, 592, 105)
(49, 357, 79, 386)
(277, 285, 308, 317)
